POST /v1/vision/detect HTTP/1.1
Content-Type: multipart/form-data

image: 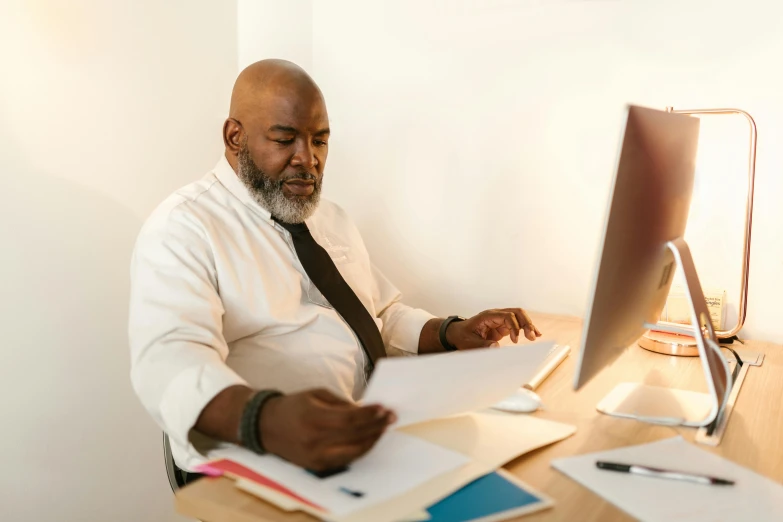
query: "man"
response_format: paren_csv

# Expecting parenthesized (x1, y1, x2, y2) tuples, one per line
(129, 59, 541, 483)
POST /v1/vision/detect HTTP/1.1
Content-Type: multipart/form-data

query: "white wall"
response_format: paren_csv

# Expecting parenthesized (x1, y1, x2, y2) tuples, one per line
(238, 0, 313, 72)
(293, 0, 782, 342)
(0, 1, 236, 520)
(2, 2, 776, 518)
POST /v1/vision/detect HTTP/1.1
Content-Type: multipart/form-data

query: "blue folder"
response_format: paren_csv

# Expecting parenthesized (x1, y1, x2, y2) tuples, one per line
(425, 471, 549, 522)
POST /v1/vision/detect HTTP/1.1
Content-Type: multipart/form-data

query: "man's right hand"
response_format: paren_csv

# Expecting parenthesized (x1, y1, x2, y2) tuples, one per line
(258, 388, 395, 472)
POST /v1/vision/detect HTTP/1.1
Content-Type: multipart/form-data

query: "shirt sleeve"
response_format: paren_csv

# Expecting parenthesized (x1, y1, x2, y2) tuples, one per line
(128, 204, 247, 459)
(370, 263, 437, 356)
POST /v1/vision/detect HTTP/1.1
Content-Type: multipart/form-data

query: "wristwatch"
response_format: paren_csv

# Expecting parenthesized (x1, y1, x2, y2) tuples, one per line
(439, 315, 466, 351)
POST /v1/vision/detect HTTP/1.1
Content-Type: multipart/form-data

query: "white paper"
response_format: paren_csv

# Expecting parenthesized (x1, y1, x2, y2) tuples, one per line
(552, 436, 783, 522)
(209, 430, 470, 518)
(362, 341, 555, 427)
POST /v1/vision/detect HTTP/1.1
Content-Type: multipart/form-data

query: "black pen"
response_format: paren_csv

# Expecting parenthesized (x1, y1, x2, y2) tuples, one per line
(596, 461, 735, 486)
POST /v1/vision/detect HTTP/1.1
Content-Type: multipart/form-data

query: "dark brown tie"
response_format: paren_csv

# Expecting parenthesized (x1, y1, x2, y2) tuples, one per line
(274, 218, 386, 373)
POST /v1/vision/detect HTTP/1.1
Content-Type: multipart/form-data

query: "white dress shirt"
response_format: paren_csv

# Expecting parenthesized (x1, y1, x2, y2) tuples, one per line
(128, 156, 435, 470)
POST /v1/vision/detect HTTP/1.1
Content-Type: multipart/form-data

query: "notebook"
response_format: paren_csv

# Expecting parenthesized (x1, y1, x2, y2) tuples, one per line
(425, 469, 552, 522)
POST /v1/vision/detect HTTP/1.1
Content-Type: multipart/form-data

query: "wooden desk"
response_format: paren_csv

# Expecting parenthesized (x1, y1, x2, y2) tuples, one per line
(175, 313, 783, 522)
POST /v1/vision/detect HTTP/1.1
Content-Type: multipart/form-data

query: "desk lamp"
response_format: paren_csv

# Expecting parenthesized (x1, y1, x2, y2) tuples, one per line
(639, 107, 757, 357)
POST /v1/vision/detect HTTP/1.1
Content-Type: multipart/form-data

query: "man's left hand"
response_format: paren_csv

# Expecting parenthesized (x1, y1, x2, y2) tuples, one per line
(445, 308, 542, 350)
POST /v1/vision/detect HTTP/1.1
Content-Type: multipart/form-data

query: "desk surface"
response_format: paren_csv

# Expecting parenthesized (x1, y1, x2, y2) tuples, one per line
(175, 313, 783, 522)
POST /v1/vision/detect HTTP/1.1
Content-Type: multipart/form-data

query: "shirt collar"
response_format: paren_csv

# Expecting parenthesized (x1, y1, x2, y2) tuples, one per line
(212, 154, 272, 221)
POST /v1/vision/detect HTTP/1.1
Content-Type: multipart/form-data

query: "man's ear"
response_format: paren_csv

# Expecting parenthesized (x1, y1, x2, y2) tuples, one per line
(223, 118, 244, 155)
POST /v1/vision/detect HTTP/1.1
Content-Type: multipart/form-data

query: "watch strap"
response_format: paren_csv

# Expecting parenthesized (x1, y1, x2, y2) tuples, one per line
(439, 315, 466, 351)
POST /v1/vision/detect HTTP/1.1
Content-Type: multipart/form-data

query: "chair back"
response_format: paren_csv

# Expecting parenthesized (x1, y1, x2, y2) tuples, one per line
(163, 432, 180, 492)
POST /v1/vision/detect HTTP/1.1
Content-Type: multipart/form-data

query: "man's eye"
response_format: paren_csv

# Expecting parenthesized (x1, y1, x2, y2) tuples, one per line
(275, 139, 294, 145)
(314, 140, 328, 147)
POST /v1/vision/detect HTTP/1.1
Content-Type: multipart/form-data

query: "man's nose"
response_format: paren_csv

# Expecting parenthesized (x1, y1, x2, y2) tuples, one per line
(290, 141, 318, 170)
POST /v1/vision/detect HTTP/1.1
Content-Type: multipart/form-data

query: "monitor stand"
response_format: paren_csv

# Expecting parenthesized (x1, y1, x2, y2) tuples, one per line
(595, 238, 734, 439)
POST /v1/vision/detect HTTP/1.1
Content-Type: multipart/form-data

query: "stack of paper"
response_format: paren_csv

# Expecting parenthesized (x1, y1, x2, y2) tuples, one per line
(197, 410, 576, 521)
(206, 431, 470, 519)
(196, 340, 576, 521)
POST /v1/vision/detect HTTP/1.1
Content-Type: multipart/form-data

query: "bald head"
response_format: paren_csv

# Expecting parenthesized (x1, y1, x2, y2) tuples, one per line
(222, 59, 330, 223)
(228, 59, 323, 122)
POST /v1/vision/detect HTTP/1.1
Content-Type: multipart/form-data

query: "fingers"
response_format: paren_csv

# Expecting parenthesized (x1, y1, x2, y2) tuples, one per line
(499, 308, 541, 341)
(508, 313, 521, 343)
(313, 402, 388, 429)
(463, 308, 542, 348)
(321, 412, 391, 447)
(310, 388, 390, 424)
(296, 394, 394, 471)
(309, 392, 395, 443)
(315, 430, 385, 471)
(273, 390, 396, 473)
(320, 402, 394, 436)
(519, 309, 542, 340)
(308, 403, 391, 471)
(476, 310, 521, 343)
(524, 320, 542, 340)
(533, 324, 542, 337)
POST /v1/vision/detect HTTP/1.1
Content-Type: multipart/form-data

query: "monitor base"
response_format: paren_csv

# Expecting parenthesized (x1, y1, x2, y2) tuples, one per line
(597, 238, 734, 442)
(596, 382, 714, 427)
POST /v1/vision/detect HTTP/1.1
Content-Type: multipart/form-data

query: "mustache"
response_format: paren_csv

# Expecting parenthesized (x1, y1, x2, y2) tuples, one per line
(280, 172, 318, 183)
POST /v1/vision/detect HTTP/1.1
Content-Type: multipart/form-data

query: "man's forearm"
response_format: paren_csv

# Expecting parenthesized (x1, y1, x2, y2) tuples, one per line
(193, 384, 257, 444)
(195, 318, 449, 440)
(418, 318, 447, 354)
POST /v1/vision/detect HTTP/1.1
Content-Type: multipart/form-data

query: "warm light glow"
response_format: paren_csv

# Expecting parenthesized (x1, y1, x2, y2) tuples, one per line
(668, 113, 752, 331)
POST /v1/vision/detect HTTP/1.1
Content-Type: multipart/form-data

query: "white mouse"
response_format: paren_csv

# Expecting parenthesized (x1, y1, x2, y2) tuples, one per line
(491, 387, 542, 413)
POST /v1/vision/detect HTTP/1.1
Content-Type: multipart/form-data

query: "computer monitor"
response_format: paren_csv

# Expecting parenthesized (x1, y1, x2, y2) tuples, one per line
(572, 105, 732, 428)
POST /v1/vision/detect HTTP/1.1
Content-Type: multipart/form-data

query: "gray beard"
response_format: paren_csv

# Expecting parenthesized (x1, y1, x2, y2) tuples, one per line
(236, 144, 321, 224)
